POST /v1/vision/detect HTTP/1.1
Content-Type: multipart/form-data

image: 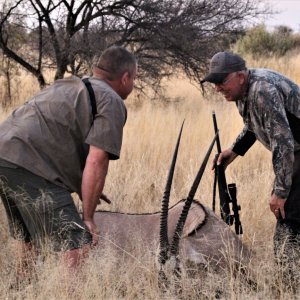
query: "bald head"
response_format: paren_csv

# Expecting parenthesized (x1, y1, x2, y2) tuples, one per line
(94, 46, 137, 81)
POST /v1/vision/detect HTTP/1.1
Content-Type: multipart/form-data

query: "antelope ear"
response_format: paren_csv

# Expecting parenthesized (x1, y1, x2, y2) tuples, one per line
(168, 200, 206, 238)
(182, 203, 206, 237)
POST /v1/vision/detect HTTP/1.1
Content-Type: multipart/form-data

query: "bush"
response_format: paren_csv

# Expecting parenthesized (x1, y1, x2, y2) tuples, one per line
(234, 24, 300, 58)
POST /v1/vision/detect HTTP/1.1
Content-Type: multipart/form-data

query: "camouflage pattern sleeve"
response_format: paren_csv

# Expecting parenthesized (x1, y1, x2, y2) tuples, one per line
(255, 83, 294, 199)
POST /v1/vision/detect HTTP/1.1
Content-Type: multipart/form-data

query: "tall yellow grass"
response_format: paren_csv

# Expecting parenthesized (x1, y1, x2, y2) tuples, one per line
(0, 54, 300, 298)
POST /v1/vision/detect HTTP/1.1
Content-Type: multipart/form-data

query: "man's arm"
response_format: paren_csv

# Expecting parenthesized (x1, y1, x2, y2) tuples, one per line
(257, 85, 295, 218)
(81, 145, 109, 245)
(264, 99, 294, 199)
(231, 127, 257, 156)
(212, 127, 256, 170)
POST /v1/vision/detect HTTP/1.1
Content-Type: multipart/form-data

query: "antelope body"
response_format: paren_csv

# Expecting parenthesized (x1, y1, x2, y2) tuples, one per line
(94, 199, 250, 270)
(92, 124, 250, 273)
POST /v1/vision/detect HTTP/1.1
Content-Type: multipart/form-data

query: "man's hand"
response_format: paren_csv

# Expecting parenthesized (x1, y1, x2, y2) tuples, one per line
(270, 194, 286, 219)
(211, 148, 238, 171)
(84, 219, 100, 246)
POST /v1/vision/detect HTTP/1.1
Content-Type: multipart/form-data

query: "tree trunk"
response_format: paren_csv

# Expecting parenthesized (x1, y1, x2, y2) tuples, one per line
(4, 67, 12, 107)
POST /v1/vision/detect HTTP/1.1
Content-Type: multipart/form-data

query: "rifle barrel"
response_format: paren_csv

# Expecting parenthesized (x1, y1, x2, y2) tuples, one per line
(211, 111, 243, 234)
(212, 111, 222, 153)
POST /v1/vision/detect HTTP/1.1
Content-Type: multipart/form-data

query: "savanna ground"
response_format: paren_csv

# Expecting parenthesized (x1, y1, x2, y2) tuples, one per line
(1, 52, 300, 299)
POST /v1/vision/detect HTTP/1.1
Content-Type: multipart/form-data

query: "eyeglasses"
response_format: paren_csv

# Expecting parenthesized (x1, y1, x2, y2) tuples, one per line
(215, 72, 237, 87)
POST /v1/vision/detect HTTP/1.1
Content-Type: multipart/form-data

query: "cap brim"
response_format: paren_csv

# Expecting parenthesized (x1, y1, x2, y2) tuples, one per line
(202, 73, 228, 84)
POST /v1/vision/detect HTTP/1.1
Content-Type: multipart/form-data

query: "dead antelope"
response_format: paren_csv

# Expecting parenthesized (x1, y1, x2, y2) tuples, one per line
(92, 123, 250, 274)
(94, 200, 249, 271)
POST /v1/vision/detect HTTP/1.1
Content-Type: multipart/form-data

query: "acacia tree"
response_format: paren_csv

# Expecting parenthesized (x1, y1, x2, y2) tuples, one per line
(0, 0, 268, 90)
(0, 52, 20, 106)
(0, 10, 25, 106)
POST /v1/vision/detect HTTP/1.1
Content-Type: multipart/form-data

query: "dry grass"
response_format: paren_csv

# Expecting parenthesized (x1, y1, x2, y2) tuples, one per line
(0, 54, 300, 299)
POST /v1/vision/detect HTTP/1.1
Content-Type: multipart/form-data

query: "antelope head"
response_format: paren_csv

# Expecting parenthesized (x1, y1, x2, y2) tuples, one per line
(159, 123, 217, 270)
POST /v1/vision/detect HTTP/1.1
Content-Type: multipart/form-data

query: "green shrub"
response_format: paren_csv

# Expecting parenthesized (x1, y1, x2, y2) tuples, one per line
(234, 24, 300, 58)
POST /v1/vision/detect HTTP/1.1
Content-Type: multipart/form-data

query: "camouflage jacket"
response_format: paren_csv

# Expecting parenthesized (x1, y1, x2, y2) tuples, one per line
(231, 68, 300, 199)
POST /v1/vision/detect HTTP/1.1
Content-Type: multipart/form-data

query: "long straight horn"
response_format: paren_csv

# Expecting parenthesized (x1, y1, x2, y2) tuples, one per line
(170, 132, 218, 257)
(159, 120, 185, 265)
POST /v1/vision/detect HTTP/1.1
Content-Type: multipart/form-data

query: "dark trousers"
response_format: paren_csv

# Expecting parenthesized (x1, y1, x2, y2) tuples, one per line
(274, 150, 300, 289)
(0, 160, 92, 251)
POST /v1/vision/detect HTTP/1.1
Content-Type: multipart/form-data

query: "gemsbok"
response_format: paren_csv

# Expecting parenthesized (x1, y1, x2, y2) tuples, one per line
(90, 123, 251, 276)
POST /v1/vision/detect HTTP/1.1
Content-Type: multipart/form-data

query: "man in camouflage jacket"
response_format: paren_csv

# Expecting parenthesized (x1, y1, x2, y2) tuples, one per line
(202, 51, 300, 285)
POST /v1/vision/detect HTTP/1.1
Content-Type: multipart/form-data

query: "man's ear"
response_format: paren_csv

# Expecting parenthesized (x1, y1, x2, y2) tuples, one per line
(239, 72, 246, 85)
(121, 72, 129, 86)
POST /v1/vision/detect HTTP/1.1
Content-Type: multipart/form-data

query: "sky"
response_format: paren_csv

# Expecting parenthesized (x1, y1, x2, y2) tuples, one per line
(0, 0, 299, 32)
(264, 0, 300, 32)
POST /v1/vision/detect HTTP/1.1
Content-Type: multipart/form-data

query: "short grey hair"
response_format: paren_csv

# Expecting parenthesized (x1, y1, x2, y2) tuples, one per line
(95, 46, 137, 80)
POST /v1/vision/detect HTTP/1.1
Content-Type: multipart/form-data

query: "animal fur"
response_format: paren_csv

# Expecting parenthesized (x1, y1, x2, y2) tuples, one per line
(93, 199, 250, 270)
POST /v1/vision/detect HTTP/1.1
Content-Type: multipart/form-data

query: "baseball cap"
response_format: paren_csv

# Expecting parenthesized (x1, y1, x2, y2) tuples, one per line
(201, 52, 246, 84)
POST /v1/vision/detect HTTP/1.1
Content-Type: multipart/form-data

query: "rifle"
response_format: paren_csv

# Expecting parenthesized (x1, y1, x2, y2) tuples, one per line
(212, 111, 243, 235)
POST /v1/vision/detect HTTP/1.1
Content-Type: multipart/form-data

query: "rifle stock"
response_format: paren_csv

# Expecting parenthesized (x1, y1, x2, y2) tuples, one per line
(212, 111, 243, 235)
(216, 162, 232, 225)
